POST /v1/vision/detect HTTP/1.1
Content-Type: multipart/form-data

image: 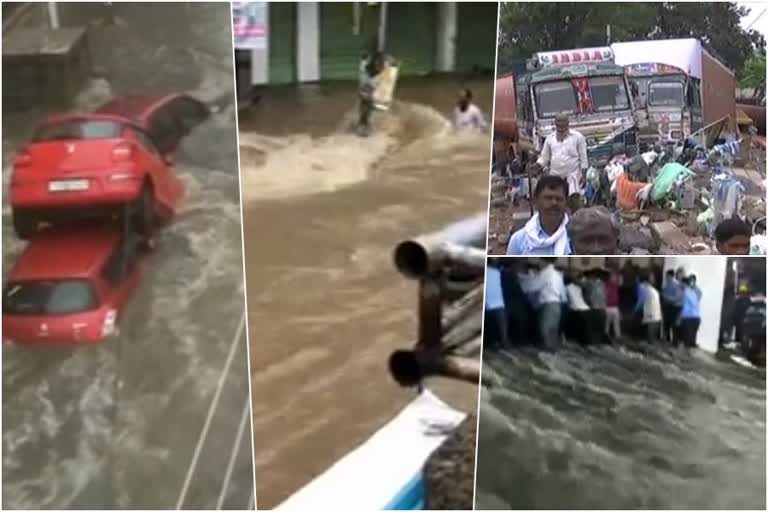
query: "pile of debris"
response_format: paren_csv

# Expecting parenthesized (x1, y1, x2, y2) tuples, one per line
(493, 120, 767, 255)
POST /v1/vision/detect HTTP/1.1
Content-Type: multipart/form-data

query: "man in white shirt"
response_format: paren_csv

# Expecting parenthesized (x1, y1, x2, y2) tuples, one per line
(564, 272, 591, 345)
(533, 113, 588, 197)
(454, 89, 487, 132)
(635, 272, 662, 342)
(532, 258, 567, 351)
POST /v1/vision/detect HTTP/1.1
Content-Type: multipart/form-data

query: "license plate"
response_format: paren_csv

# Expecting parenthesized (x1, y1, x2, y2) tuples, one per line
(48, 179, 89, 192)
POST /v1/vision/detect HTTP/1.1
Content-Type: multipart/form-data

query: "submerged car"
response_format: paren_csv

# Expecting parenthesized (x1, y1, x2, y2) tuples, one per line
(9, 93, 209, 239)
(2, 226, 145, 344)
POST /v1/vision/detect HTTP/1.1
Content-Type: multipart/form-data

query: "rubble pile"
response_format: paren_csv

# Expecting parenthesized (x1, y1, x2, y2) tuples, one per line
(491, 127, 767, 255)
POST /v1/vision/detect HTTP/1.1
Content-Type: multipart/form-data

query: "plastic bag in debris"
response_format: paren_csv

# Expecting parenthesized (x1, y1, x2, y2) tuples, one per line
(650, 162, 694, 203)
(697, 207, 714, 224)
(750, 234, 767, 255)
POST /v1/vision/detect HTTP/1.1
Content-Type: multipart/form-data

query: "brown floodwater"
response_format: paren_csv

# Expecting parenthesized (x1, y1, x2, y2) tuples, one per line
(239, 76, 493, 507)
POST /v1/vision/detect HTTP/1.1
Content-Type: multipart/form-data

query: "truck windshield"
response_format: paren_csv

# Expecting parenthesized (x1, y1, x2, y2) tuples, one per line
(535, 81, 577, 117)
(649, 81, 684, 107)
(33, 120, 122, 142)
(589, 76, 630, 112)
(3, 280, 98, 315)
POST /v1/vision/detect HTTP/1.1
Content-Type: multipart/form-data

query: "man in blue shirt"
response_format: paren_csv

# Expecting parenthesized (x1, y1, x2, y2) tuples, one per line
(484, 259, 510, 349)
(661, 270, 684, 344)
(679, 276, 702, 348)
(507, 175, 571, 255)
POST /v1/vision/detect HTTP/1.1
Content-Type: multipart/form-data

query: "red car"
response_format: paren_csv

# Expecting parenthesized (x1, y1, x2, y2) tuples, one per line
(2, 226, 145, 344)
(10, 93, 209, 239)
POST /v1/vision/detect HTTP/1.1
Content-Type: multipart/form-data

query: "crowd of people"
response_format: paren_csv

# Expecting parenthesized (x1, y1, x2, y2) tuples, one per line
(501, 114, 754, 256)
(484, 258, 705, 351)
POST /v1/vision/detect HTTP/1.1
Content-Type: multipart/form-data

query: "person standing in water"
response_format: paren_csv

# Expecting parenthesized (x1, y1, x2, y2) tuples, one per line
(453, 89, 487, 132)
(357, 51, 386, 137)
(679, 276, 702, 348)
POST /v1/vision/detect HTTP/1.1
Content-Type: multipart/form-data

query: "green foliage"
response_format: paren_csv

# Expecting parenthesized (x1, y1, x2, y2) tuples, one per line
(497, 2, 766, 77)
(739, 53, 766, 100)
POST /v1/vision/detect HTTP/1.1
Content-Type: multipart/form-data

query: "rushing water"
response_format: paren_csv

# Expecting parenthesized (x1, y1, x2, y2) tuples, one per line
(476, 343, 766, 510)
(2, 3, 253, 508)
(240, 77, 492, 508)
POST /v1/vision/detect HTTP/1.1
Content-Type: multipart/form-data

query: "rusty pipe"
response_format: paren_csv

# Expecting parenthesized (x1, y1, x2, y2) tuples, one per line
(394, 213, 488, 279)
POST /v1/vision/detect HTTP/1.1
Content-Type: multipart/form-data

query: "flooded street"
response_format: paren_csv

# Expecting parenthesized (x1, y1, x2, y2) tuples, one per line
(239, 78, 492, 507)
(2, 3, 253, 509)
(476, 345, 766, 510)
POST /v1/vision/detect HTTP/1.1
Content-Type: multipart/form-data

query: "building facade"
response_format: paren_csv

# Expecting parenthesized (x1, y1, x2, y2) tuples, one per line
(234, 2, 498, 86)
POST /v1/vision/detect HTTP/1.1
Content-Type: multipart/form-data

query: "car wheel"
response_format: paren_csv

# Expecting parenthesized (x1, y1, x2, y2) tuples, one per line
(132, 183, 155, 236)
(12, 209, 37, 239)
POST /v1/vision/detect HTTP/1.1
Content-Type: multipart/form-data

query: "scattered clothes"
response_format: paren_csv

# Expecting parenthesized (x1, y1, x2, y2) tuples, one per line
(616, 174, 648, 210)
(651, 162, 694, 203)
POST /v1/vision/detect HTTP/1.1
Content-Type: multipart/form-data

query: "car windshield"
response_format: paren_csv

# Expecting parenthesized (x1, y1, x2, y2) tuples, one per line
(590, 76, 630, 112)
(3, 280, 98, 315)
(535, 81, 577, 118)
(649, 81, 684, 107)
(33, 120, 122, 142)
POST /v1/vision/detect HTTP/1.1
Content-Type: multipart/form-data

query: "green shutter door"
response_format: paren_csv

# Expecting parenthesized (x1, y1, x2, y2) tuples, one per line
(455, 2, 497, 73)
(320, 3, 371, 81)
(269, 3, 296, 84)
(385, 2, 436, 77)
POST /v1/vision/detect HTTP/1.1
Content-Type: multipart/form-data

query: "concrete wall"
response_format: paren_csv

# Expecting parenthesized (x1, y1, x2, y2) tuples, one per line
(663, 257, 727, 353)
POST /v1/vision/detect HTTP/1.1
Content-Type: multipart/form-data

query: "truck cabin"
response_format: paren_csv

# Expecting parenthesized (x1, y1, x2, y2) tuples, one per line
(624, 63, 702, 143)
(517, 50, 636, 161)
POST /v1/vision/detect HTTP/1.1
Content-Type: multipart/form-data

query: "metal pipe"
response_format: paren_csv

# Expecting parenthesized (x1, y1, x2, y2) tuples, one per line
(47, 2, 60, 29)
(389, 349, 485, 386)
(393, 213, 488, 279)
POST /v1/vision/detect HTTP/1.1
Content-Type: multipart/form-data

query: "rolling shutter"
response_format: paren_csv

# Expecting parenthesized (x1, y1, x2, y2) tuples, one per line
(269, 2, 296, 84)
(384, 2, 436, 77)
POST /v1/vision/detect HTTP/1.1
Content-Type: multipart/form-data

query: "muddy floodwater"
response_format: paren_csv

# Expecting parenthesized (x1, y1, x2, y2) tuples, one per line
(239, 77, 493, 507)
(476, 344, 766, 510)
(2, 3, 253, 509)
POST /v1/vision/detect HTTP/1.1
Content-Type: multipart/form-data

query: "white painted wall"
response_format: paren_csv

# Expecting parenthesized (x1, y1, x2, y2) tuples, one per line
(436, 2, 457, 72)
(297, 2, 320, 82)
(663, 257, 727, 353)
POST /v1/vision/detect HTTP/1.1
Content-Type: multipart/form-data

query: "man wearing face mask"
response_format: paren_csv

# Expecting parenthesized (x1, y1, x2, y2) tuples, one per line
(531, 113, 588, 198)
(453, 88, 487, 132)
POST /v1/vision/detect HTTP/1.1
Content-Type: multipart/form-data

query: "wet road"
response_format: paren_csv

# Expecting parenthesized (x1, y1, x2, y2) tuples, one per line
(239, 77, 493, 507)
(476, 344, 766, 510)
(2, 3, 253, 509)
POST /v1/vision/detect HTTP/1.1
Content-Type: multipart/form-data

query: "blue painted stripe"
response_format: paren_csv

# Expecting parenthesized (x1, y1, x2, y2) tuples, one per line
(383, 472, 425, 510)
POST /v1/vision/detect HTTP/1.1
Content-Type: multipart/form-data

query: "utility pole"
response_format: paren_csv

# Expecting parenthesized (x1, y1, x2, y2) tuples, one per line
(606, 24, 611, 45)
(47, 2, 60, 29)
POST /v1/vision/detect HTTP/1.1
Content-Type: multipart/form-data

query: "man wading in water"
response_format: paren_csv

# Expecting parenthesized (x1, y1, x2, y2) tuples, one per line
(357, 51, 393, 137)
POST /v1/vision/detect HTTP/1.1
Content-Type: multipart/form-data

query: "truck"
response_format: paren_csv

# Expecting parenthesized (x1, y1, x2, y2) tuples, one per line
(512, 46, 638, 162)
(611, 38, 737, 146)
